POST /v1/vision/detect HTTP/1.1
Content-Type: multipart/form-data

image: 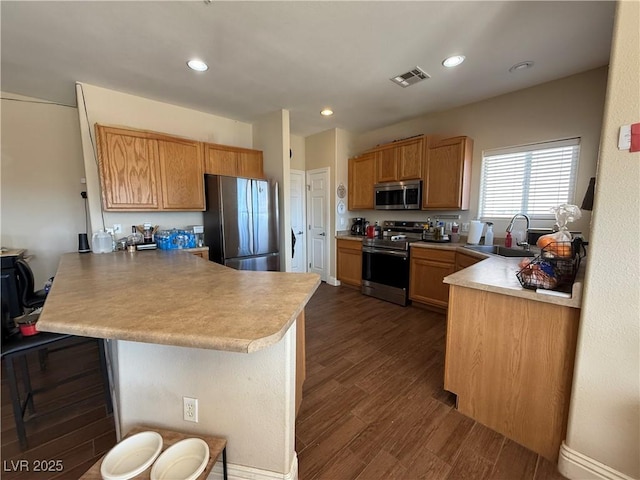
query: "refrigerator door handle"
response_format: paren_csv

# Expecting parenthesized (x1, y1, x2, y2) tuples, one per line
(247, 179, 255, 256)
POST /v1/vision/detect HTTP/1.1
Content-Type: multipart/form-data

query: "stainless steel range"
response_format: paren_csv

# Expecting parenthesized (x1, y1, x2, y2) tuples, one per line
(361, 221, 425, 306)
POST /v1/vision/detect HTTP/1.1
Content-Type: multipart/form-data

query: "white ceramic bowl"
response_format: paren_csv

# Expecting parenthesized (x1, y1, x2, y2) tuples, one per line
(100, 431, 163, 480)
(150, 438, 210, 480)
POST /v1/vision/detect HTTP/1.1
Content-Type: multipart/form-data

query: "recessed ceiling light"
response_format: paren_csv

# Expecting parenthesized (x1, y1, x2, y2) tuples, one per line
(509, 61, 534, 73)
(442, 55, 465, 68)
(320, 108, 334, 116)
(187, 59, 208, 72)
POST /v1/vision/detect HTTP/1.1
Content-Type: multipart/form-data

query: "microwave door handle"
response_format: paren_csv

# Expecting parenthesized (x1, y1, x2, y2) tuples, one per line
(403, 187, 407, 209)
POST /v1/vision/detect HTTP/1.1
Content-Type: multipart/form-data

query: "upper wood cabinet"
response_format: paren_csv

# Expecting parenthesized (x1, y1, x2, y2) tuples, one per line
(397, 136, 423, 180)
(375, 135, 424, 183)
(376, 148, 398, 183)
(96, 125, 161, 210)
(96, 125, 205, 211)
(348, 152, 377, 210)
(204, 143, 264, 179)
(422, 136, 473, 210)
(157, 138, 205, 210)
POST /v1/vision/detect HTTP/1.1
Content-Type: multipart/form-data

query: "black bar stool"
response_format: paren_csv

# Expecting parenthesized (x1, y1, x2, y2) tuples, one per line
(1, 303, 113, 450)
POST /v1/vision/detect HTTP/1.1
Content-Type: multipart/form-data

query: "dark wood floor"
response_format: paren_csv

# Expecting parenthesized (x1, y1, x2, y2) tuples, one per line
(1, 284, 567, 479)
(1, 337, 116, 479)
(297, 283, 567, 480)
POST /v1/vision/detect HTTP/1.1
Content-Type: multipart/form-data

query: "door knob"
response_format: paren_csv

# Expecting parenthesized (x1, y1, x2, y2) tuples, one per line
(297, 231, 304, 235)
(319, 232, 326, 236)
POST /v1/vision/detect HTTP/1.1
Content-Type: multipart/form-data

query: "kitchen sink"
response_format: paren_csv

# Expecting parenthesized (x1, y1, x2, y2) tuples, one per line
(463, 245, 536, 257)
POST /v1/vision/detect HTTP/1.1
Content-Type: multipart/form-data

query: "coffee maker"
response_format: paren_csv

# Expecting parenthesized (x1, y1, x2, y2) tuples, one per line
(350, 217, 366, 236)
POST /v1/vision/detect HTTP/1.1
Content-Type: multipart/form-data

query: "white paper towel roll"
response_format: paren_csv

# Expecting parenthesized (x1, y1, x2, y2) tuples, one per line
(467, 220, 483, 245)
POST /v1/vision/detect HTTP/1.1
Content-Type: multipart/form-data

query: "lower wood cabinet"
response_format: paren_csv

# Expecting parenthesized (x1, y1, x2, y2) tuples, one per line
(444, 285, 580, 461)
(455, 251, 482, 271)
(409, 247, 456, 309)
(336, 239, 363, 287)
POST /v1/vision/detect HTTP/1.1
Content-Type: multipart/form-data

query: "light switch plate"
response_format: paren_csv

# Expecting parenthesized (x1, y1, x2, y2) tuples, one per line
(618, 124, 631, 150)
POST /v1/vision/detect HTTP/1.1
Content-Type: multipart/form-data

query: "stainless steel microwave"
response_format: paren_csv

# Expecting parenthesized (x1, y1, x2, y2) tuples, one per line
(374, 180, 422, 210)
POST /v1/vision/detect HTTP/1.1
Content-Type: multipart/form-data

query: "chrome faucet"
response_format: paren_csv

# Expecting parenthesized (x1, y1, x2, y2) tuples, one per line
(506, 213, 531, 250)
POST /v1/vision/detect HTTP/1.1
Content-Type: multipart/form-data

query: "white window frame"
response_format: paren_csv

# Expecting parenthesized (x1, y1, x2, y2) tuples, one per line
(478, 138, 581, 220)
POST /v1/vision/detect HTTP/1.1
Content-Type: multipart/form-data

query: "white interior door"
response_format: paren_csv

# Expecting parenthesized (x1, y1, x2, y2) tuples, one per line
(290, 170, 306, 273)
(307, 168, 329, 281)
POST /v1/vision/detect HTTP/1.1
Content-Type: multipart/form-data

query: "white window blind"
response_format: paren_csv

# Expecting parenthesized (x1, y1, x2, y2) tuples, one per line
(479, 138, 580, 219)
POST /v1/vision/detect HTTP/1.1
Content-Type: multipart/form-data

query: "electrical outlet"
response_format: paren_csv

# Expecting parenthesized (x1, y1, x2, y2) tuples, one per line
(461, 222, 470, 233)
(183, 397, 198, 423)
(113, 224, 122, 234)
(106, 227, 114, 236)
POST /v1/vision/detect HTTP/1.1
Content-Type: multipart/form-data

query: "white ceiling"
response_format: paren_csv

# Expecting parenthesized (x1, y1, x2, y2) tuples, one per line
(1, 1, 616, 137)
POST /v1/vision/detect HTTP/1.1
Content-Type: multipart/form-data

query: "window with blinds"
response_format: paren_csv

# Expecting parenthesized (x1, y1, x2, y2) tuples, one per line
(479, 138, 580, 219)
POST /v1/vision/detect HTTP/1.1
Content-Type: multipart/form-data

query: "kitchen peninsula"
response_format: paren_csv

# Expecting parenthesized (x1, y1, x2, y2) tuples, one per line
(37, 251, 321, 479)
(441, 247, 583, 461)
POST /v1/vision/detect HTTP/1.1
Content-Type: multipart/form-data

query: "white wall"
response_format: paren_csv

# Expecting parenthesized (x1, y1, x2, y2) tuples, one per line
(1, 92, 86, 285)
(560, 1, 640, 478)
(336, 128, 357, 233)
(305, 130, 336, 279)
(115, 325, 297, 477)
(289, 134, 306, 171)
(253, 110, 291, 272)
(351, 67, 608, 238)
(75, 82, 254, 236)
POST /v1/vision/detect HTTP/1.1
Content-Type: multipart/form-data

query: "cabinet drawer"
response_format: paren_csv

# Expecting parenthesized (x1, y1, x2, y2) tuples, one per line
(411, 247, 455, 263)
(336, 238, 363, 251)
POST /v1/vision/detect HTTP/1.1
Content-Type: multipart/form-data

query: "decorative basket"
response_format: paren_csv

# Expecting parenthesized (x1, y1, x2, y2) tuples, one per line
(516, 238, 587, 293)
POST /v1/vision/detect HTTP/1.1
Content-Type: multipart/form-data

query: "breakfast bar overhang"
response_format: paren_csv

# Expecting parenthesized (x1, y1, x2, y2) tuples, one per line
(37, 251, 321, 479)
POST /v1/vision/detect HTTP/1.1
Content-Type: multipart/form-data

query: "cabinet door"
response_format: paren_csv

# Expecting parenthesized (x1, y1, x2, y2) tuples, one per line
(337, 240, 362, 287)
(157, 138, 205, 210)
(455, 252, 482, 271)
(238, 150, 264, 178)
(96, 125, 162, 210)
(409, 248, 456, 308)
(348, 153, 376, 210)
(423, 136, 473, 210)
(376, 148, 398, 182)
(397, 137, 423, 180)
(204, 145, 238, 176)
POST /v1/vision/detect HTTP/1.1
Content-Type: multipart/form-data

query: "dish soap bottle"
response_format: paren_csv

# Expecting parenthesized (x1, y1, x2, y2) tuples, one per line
(484, 222, 494, 246)
(505, 231, 513, 248)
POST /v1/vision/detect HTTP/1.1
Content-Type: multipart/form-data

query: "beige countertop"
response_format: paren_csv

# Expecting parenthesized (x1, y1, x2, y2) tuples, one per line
(336, 234, 583, 308)
(37, 251, 321, 353)
(412, 241, 584, 309)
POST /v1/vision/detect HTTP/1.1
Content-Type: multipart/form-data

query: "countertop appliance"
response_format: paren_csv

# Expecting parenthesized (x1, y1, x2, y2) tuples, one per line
(374, 180, 421, 210)
(361, 221, 422, 306)
(1, 249, 26, 319)
(350, 217, 366, 236)
(203, 175, 280, 271)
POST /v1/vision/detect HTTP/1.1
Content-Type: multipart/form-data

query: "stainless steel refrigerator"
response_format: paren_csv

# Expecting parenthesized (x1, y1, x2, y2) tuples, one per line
(203, 174, 280, 271)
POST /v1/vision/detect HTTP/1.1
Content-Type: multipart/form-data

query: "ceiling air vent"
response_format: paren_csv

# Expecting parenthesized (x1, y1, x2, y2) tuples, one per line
(390, 67, 430, 88)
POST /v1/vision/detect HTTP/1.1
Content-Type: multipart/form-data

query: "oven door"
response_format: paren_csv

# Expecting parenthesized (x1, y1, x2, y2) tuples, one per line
(362, 247, 409, 288)
(362, 247, 409, 305)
